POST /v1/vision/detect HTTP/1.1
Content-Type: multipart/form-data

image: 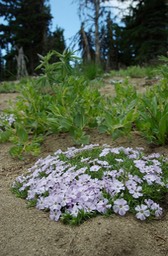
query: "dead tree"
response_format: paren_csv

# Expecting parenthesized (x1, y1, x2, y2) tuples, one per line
(15, 47, 28, 79)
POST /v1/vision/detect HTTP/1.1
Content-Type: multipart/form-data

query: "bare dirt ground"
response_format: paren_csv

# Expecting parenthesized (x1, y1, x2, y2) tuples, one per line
(0, 80, 168, 256)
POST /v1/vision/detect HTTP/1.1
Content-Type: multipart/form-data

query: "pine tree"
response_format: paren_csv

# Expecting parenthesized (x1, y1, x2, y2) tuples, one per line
(44, 26, 66, 59)
(11, 0, 52, 74)
(0, 0, 52, 77)
(104, 12, 119, 70)
(123, 0, 168, 64)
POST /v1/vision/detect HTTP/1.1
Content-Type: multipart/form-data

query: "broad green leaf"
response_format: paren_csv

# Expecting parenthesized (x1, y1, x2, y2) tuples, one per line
(16, 125, 28, 142)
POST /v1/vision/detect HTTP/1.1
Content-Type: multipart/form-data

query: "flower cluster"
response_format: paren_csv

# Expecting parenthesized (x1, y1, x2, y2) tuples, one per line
(0, 113, 15, 131)
(12, 144, 168, 224)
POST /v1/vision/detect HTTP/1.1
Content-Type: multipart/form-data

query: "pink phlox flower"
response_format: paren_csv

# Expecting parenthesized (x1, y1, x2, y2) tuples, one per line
(128, 174, 142, 184)
(90, 165, 101, 172)
(30, 168, 41, 178)
(80, 157, 91, 163)
(50, 210, 61, 221)
(96, 199, 111, 213)
(19, 177, 36, 191)
(129, 185, 143, 198)
(152, 204, 163, 217)
(134, 160, 146, 172)
(55, 164, 68, 174)
(143, 173, 160, 185)
(144, 199, 154, 207)
(144, 200, 163, 217)
(26, 190, 37, 200)
(82, 201, 97, 212)
(145, 153, 161, 159)
(102, 178, 125, 196)
(66, 187, 82, 202)
(96, 159, 109, 166)
(116, 168, 124, 178)
(36, 197, 46, 210)
(99, 148, 111, 157)
(76, 167, 88, 175)
(48, 196, 63, 211)
(110, 147, 121, 154)
(152, 165, 162, 174)
(54, 149, 63, 155)
(135, 204, 150, 220)
(14, 174, 27, 184)
(133, 175, 142, 183)
(67, 166, 77, 172)
(64, 149, 76, 158)
(82, 144, 99, 150)
(113, 198, 129, 216)
(128, 153, 139, 159)
(62, 173, 77, 184)
(78, 174, 92, 184)
(151, 159, 161, 166)
(115, 158, 124, 163)
(111, 179, 125, 194)
(122, 147, 140, 159)
(125, 179, 137, 191)
(68, 204, 83, 217)
(103, 170, 118, 178)
(45, 166, 55, 175)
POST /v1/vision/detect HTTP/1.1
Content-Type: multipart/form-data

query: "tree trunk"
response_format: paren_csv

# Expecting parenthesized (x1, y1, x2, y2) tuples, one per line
(16, 47, 28, 79)
(94, 0, 100, 64)
(81, 23, 92, 62)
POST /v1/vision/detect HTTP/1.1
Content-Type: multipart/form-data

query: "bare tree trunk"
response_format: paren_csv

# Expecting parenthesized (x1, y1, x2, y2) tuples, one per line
(81, 23, 91, 62)
(77, 0, 109, 64)
(94, 0, 100, 64)
(16, 47, 28, 80)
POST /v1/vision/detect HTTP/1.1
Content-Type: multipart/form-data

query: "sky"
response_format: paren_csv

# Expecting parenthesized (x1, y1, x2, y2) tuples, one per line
(49, 0, 80, 47)
(0, 0, 136, 52)
(49, 0, 136, 48)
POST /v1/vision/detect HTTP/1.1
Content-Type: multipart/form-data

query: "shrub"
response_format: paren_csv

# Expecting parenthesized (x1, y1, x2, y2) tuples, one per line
(12, 144, 168, 224)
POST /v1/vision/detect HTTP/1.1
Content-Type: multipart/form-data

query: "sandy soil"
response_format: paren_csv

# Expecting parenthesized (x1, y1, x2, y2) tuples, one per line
(0, 82, 168, 256)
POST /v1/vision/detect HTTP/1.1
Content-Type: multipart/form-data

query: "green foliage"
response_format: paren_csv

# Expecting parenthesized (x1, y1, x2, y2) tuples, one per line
(1, 50, 168, 159)
(156, 56, 168, 80)
(136, 82, 168, 145)
(9, 134, 43, 159)
(110, 65, 155, 79)
(37, 50, 79, 89)
(0, 51, 104, 156)
(11, 181, 28, 199)
(0, 80, 50, 158)
(75, 62, 103, 80)
(97, 82, 138, 139)
(47, 75, 103, 144)
(61, 210, 97, 225)
(0, 129, 12, 142)
(0, 81, 18, 93)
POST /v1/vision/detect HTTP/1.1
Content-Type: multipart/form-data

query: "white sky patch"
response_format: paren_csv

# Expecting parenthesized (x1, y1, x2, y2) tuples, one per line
(103, 0, 138, 21)
(108, 0, 138, 9)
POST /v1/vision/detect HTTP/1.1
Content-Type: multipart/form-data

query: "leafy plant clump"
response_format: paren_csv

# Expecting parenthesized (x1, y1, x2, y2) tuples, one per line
(1, 52, 168, 159)
(136, 80, 168, 145)
(12, 144, 168, 225)
(110, 65, 155, 79)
